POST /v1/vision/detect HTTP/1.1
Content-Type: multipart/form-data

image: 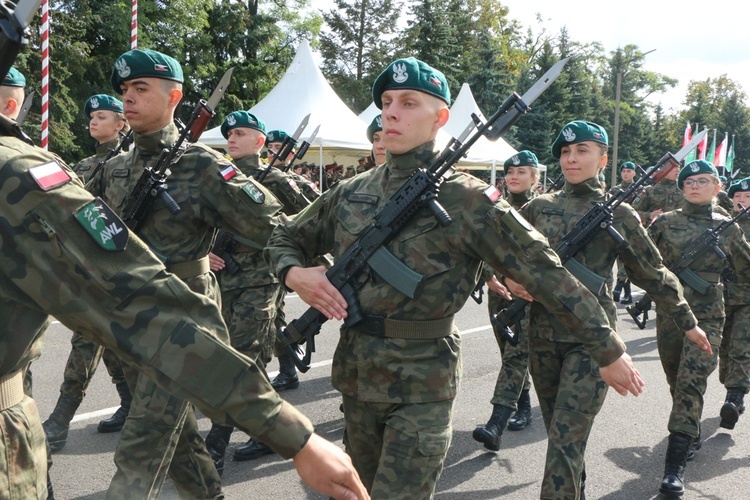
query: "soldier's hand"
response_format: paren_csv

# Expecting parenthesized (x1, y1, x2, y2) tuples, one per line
(293, 433, 370, 500)
(487, 276, 512, 300)
(504, 277, 534, 302)
(286, 266, 348, 320)
(685, 326, 713, 354)
(599, 353, 645, 397)
(208, 252, 225, 271)
(649, 209, 663, 222)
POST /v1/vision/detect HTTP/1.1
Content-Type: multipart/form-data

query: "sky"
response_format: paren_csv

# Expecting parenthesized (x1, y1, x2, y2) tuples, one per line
(498, 0, 749, 111)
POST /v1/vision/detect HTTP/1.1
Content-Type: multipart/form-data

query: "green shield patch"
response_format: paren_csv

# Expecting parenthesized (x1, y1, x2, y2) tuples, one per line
(75, 197, 129, 251)
(242, 181, 266, 203)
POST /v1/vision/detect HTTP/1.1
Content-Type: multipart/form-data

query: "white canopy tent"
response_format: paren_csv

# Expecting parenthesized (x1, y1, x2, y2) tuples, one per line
(202, 39, 372, 169)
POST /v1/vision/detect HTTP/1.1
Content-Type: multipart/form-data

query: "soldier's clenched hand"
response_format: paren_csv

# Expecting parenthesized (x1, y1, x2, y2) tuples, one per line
(599, 352, 645, 397)
(286, 266, 348, 320)
(293, 433, 370, 500)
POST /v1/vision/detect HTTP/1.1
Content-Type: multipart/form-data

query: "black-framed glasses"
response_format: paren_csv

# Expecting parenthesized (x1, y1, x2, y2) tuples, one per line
(683, 178, 715, 188)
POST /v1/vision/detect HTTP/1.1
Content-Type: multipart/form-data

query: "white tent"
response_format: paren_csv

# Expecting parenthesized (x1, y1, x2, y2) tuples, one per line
(202, 39, 372, 168)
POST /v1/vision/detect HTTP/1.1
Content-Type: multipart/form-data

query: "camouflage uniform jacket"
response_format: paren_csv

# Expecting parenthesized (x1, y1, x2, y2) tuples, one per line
(650, 201, 750, 319)
(0, 115, 312, 457)
(521, 178, 697, 342)
(290, 170, 320, 201)
(87, 122, 283, 268)
(72, 137, 122, 184)
(267, 141, 631, 403)
(481, 188, 534, 281)
(632, 178, 684, 224)
(717, 190, 734, 213)
(217, 154, 308, 291)
(723, 216, 750, 306)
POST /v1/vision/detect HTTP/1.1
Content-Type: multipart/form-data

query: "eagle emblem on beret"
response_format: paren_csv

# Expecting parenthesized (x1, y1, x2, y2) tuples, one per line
(393, 63, 408, 83)
(376, 116, 382, 127)
(90, 97, 100, 109)
(562, 127, 576, 142)
(690, 162, 700, 173)
(512, 155, 520, 165)
(267, 132, 275, 141)
(227, 115, 237, 126)
(742, 181, 748, 190)
(115, 58, 131, 78)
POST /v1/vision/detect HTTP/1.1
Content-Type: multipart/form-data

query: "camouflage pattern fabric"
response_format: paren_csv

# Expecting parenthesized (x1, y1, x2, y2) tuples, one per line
(58, 332, 122, 403)
(72, 136, 122, 184)
(0, 115, 312, 498)
(267, 141, 634, 497)
(721, 217, 750, 393)
(649, 201, 750, 437)
(520, 178, 697, 498)
(289, 170, 320, 201)
(717, 190, 734, 214)
(631, 178, 684, 226)
(86, 121, 287, 497)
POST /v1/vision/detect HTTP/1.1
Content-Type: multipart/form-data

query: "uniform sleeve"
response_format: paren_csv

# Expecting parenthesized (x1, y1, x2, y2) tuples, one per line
(616, 206, 697, 331)
(465, 192, 626, 367)
(266, 169, 309, 215)
(631, 188, 653, 225)
(727, 224, 750, 284)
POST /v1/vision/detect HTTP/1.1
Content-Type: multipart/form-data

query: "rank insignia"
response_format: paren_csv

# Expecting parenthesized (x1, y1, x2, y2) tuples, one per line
(75, 197, 129, 251)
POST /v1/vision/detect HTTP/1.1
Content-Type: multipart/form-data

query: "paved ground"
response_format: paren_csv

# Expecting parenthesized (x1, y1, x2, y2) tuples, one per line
(35, 290, 749, 499)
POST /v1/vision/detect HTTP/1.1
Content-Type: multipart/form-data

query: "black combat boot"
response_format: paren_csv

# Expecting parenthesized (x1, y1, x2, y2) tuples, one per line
(720, 388, 746, 429)
(620, 281, 633, 304)
(42, 394, 81, 453)
(659, 432, 691, 496)
(612, 280, 625, 302)
(686, 432, 702, 461)
(271, 354, 299, 391)
(205, 424, 234, 475)
(233, 438, 274, 461)
(472, 404, 514, 451)
(97, 381, 132, 433)
(508, 389, 532, 431)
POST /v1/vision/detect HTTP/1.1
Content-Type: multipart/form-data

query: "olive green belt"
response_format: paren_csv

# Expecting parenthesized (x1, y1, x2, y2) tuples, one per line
(357, 314, 455, 339)
(167, 256, 210, 279)
(0, 371, 24, 411)
(694, 271, 721, 283)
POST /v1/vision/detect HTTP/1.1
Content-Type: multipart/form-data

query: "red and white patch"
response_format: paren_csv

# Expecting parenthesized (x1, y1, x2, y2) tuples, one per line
(154, 64, 169, 72)
(220, 165, 237, 181)
(429, 75, 442, 88)
(288, 179, 298, 190)
(29, 161, 71, 191)
(483, 185, 502, 202)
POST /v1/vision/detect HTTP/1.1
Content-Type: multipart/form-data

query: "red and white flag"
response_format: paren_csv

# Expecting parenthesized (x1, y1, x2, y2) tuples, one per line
(220, 165, 236, 180)
(697, 128, 709, 160)
(715, 132, 729, 167)
(29, 161, 71, 190)
(682, 121, 692, 148)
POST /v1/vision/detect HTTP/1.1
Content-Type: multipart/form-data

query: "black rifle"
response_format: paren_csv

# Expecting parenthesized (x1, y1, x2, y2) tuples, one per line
(492, 130, 708, 346)
(212, 231, 240, 275)
(627, 203, 750, 329)
(545, 173, 565, 193)
(257, 120, 319, 183)
(85, 130, 133, 183)
(277, 58, 570, 372)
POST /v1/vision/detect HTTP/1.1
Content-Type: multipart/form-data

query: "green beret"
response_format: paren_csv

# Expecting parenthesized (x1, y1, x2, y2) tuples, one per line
(84, 94, 124, 117)
(551, 120, 608, 159)
(677, 160, 719, 189)
(366, 114, 382, 143)
(372, 57, 450, 109)
(266, 130, 290, 144)
(728, 177, 750, 198)
(619, 161, 636, 172)
(110, 49, 183, 94)
(221, 111, 266, 139)
(503, 150, 538, 174)
(2, 67, 25, 87)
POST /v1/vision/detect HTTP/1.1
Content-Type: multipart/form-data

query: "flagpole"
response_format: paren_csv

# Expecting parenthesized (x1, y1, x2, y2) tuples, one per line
(131, 0, 138, 50)
(40, 0, 49, 150)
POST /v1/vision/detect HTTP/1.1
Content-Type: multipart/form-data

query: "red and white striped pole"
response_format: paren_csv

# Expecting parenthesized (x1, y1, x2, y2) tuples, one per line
(40, 0, 49, 149)
(131, 0, 138, 50)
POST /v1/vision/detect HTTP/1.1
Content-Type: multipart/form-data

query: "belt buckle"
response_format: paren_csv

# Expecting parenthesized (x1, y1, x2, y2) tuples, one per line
(362, 315, 386, 337)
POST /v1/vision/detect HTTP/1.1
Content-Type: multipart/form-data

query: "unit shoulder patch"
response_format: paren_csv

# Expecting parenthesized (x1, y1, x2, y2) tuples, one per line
(74, 197, 129, 251)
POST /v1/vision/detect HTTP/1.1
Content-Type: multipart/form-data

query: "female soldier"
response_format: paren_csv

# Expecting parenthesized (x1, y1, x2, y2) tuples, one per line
(505, 121, 709, 499)
(73, 94, 129, 183)
(474, 150, 540, 451)
(649, 161, 750, 496)
(366, 114, 387, 167)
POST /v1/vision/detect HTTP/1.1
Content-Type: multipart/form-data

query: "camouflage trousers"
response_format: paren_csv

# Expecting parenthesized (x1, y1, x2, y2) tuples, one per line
(615, 257, 629, 284)
(106, 362, 222, 500)
(488, 291, 530, 408)
(220, 283, 280, 367)
(272, 290, 289, 358)
(0, 396, 48, 499)
(528, 338, 608, 500)
(341, 394, 453, 500)
(657, 315, 721, 438)
(720, 303, 750, 393)
(59, 332, 125, 403)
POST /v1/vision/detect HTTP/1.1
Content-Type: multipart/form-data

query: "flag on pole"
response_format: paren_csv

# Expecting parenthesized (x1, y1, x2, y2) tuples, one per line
(682, 121, 692, 148)
(685, 123, 698, 164)
(725, 134, 735, 172)
(706, 129, 717, 163)
(697, 128, 709, 160)
(715, 132, 728, 167)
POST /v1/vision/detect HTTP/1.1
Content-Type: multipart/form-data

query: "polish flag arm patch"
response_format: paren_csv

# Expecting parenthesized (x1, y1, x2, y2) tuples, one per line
(220, 165, 237, 181)
(29, 161, 72, 191)
(483, 185, 502, 203)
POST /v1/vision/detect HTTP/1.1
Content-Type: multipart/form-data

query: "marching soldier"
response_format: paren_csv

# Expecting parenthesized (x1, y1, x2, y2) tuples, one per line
(504, 121, 709, 499)
(266, 129, 320, 201)
(473, 150, 540, 452)
(610, 161, 639, 304)
(648, 160, 750, 496)
(266, 58, 647, 499)
(632, 162, 683, 226)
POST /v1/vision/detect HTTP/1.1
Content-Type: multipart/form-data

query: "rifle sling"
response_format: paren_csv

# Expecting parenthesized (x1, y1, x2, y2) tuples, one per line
(356, 314, 455, 340)
(230, 234, 264, 251)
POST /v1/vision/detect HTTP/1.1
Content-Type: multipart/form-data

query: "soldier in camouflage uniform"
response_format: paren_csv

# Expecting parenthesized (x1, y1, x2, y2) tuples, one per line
(267, 58, 648, 499)
(473, 150, 539, 452)
(204, 110, 311, 468)
(42, 94, 133, 454)
(267, 129, 321, 202)
(632, 162, 683, 226)
(366, 114, 386, 167)
(719, 178, 750, 430)
(609, 161, 639, 304)
(647, 160, 750, 496)
(505, 121, 709, 499)
(86, 49, 287, 499)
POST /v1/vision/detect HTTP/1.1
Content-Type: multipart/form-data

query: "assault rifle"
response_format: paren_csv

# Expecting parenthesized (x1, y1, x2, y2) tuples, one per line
(122, 68, 233, 232)
(212, 231, 240, 275)
(84, 130, 133, 184)
(545, 173, 565, 193)
(492, 129, 709, 346)
(277, 58, 570, 372)
(627, 202, 750, 329)
(256, 115, 319, 183)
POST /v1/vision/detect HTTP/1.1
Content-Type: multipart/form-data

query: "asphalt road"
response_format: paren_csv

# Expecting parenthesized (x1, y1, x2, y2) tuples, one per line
(35, 289, 749, 499)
